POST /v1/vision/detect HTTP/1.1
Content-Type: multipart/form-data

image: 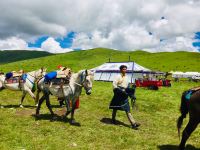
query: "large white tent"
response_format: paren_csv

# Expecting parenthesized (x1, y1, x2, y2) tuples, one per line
(92, 62, 164, 83)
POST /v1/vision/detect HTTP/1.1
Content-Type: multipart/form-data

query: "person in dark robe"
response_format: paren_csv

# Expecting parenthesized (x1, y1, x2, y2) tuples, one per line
(109, 65, 140, 129)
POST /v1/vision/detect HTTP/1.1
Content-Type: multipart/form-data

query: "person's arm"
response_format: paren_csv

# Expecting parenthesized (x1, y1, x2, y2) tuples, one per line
(113, 76, 119, 89)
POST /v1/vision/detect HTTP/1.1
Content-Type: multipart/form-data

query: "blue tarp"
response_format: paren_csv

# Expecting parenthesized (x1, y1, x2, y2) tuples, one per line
(44, 71, 57, 81)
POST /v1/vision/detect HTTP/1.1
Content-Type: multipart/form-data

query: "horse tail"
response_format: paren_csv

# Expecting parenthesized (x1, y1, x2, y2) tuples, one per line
(177, 91, 189, 139)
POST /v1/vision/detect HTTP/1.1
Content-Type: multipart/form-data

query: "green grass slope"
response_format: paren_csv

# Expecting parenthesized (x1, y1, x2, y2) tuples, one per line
(0, 48, 200, 72)
(0, 50, 53, 64)
(0, 48, 200, 150)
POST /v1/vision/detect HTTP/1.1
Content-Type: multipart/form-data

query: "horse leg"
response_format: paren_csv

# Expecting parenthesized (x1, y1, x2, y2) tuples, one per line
(64, 97, 71, 117)
(45, 93, 54, 116)
(36, 95, 46, 116)
(70, 108, 76, 124)
(179, 117, 199, 150)
(70, 99, 77, 124)
(26, 88, 37, 105)
(19, 91, 27, 108)
(35, 89, 41, 106)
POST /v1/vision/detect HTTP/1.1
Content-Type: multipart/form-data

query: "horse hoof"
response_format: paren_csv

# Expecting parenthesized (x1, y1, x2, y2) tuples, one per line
(70, 119, 76, 124)
(61, 115, 66, 119)
(35, 111, 40, 117)
(50, 116, 57, 121)
(35, 104, 38, 107)
(51, 114, 57, 121)
(178, 145, 185, 150)
(19, 105, 24, 108)
(70, 120, 80, 126)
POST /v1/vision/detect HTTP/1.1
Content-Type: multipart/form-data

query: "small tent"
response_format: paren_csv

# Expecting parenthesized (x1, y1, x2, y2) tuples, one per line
(92, 62, 163, 83)
(172, 71, 200, 80)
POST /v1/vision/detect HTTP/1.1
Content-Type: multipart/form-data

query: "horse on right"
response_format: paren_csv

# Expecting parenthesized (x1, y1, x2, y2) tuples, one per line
(177, 87, 200, 150)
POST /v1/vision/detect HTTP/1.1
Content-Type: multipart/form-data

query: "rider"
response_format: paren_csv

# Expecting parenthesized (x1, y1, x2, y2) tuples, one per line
(109, 65, 140, 129)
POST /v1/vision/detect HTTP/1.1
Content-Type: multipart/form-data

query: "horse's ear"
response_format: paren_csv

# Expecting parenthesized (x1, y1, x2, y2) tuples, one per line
(41, 67, 46, 71)
(85, 70, 88, 76)
(90, 71, 94, 76)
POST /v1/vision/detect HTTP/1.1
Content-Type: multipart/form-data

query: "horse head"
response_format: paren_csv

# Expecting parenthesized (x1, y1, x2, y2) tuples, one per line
(35, 67, 47, 79)
(79, 70, 94, 95)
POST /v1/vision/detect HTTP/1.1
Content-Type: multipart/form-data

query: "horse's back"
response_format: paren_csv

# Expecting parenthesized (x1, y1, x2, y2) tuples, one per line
(187, 88, 200, 115)
(190, 90, 200, 105)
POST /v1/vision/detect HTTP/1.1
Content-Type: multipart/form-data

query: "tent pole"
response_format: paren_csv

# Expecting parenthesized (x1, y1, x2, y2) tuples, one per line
(130, 61, 134, 83)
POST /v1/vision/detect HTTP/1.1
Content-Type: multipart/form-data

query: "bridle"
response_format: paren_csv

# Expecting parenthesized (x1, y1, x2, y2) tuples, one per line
(74, 70, 92, 92)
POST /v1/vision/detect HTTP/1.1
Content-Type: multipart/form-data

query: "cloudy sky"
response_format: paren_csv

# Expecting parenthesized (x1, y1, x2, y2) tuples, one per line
(0, 0, 200, 53)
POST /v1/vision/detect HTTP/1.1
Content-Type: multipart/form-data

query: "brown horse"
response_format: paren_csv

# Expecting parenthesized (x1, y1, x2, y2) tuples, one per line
(177, 87, 200, 150)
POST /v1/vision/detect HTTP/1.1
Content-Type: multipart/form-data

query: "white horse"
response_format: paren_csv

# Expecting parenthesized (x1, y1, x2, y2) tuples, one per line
(36, 69, 93, 124)
(0, 68, 46, 107)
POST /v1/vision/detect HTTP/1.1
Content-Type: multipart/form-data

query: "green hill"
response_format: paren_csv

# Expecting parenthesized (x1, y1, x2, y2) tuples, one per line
(0, 50, 53, 64)
(0, 48, 199, 72)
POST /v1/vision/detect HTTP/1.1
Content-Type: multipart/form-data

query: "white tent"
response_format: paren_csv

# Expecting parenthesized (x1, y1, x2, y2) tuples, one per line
(172, 71, 200, 80)
(172, 71, 184, 78)
(92, 62, 163, 83)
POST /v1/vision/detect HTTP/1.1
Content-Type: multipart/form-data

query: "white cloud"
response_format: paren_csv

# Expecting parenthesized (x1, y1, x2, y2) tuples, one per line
(0, 37, 73, 53)
(0, 37, 27, 50)
(41, 37, 73, 53)
(0, 0, 200, 52)
(72, 25, 160, 50)
(144, 36, 198, 52)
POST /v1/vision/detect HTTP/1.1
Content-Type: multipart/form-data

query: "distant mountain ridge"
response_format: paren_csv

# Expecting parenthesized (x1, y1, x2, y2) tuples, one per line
(0, 50, 53, 64)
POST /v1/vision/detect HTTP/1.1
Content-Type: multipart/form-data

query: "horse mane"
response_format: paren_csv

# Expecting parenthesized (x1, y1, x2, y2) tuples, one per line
(70, 70, 94, 83)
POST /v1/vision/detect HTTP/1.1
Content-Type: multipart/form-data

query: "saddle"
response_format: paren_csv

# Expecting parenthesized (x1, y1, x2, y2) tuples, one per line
(50, 77, 70, 85)
(56, 68, 71, 78)
(185, 87, 200, 101)
(5, 70, 24, 79)
(5, 70, 25, 84)
(44, 67, 71, 85)
(12, 70, 24, 77)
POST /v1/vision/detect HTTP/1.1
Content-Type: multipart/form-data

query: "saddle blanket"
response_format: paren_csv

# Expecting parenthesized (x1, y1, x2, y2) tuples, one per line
(185, 87, 200, 101)
(50, 78, 70, 85)
(4, 77, 26, 84)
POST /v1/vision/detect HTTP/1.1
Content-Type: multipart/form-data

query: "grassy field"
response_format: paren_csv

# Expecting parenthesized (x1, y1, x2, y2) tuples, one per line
(0, 48, 200, 150)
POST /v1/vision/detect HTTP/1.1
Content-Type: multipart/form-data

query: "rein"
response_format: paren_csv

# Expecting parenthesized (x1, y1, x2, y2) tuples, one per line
(74, 82, 83, 87)
(73, 71, 87, 87)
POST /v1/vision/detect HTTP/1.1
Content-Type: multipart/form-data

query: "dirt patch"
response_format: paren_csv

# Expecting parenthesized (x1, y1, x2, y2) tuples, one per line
(15, 107, 66, 117)
(162, 94, 169, 97)
(15, 109, 35, 116)
(54, 108, 66, 116)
